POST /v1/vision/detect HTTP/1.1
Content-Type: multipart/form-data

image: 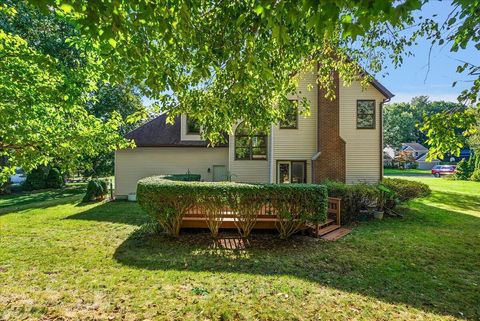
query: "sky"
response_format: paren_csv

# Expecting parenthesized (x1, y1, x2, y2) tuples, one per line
(378, 1, 479, 103)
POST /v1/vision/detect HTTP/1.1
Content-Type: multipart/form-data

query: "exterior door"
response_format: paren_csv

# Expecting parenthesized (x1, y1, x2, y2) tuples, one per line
(277, 161, 306, 183)
(212, 165, 228, 182)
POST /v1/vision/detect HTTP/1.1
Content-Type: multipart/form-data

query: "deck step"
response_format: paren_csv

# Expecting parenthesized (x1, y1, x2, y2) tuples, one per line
(321, 227, 352, 241)
(314, 224, 341, 237)
(305, 219, 334, 229)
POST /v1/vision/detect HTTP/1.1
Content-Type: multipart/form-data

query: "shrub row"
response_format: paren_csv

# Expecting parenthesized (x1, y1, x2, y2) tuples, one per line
(323, 178, 431, 224)
(381, 178, 431, 202)
(137, 176, 328, 239)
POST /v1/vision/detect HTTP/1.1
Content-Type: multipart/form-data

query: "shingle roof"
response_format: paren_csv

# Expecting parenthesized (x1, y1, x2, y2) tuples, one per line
(125, 114, 228, 147)
(402, 142, 429, 152)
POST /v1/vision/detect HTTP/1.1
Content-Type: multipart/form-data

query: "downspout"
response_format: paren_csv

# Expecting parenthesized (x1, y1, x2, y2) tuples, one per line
(269, 124, 275, 183)
(380, 97, 391, 180)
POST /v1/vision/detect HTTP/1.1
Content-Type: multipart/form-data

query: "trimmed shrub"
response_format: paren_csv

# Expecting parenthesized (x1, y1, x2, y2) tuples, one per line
(46, 168, 64, 188)
(22, 167, 47, 191)
(83, 179, 108, 202)
(322, 181, 379, 224)
(382, 178, 431, 202)
(137, 176, 328, 238)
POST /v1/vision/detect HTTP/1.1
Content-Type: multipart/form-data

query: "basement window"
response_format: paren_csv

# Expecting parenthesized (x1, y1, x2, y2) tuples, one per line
(356, 100, 376, 129)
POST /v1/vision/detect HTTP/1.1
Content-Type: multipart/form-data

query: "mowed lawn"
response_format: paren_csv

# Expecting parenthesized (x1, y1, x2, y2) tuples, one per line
(0, 179, 479, 320)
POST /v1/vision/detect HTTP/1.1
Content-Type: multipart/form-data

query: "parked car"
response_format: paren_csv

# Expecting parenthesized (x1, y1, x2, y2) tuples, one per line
(10, 167, 26, 184)
(431, 165, 456, 177)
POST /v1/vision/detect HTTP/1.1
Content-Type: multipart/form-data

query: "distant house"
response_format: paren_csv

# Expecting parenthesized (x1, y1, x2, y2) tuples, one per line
(401, 143, 440, 170)
(383, 146, 395, 167)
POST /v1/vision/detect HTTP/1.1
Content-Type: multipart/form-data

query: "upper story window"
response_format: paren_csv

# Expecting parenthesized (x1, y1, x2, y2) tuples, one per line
(186, 116, 200, 135)
(234, 122, 267, 160)
(356, 100, 376, 129)
(279, 100, 298, 129)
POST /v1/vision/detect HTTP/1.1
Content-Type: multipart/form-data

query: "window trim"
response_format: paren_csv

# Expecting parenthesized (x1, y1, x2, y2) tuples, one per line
(356, 99, 376, 129)
(234, 122, 268, 161)
(279, 99, 299, 129)
(186, 116, 201, 135)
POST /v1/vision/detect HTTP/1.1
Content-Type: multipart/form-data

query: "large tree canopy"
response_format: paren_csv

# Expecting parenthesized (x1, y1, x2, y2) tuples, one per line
(2, 0, 479, 180)
(25, 0, 425, 144)
(24, 0, 478, 152)
(0, 1, 131, 183)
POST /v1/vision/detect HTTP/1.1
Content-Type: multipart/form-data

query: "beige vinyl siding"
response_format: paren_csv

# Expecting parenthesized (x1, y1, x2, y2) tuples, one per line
(115, 147, 228, 196)
(339, 80, 385, 183)
(272, 69, 318, 183)
(228, 131, 269, 183)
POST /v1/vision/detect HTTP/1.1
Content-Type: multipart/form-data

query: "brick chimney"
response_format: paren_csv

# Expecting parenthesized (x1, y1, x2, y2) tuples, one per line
(313, 71, 346, 183)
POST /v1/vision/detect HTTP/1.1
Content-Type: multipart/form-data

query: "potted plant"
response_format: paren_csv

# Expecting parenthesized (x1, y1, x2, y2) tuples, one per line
(374, 184, 394, 219)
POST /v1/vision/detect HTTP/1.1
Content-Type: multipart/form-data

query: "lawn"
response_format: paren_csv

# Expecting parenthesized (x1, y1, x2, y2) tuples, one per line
(0, 179, 479, 320)
(384, 168, 432, 175)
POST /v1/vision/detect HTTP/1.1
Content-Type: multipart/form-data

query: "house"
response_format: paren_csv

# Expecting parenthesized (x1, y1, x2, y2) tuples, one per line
(400, 142, 440, 169)
(383, 146, 396, 167)
(114, 69, 394, 198)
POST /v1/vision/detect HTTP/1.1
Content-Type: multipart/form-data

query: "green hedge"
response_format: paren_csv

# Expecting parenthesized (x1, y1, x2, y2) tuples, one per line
(322, 181, 379, 224)
(381, 178, 431, 202)
(137, 176, 328, 238)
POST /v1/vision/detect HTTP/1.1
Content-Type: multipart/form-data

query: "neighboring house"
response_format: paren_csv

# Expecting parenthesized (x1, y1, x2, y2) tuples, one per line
(383, 146, 395, 167)
(115, 69, 394, 198)
(401, 142, 440, 169)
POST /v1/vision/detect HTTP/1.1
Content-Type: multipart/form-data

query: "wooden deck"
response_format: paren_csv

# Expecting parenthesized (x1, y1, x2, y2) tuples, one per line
(181, 197, 342, 236)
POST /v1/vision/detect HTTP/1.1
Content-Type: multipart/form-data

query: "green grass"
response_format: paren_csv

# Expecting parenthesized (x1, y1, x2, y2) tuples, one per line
(1, 179, 479, 320)
(384, 168, 432, 175)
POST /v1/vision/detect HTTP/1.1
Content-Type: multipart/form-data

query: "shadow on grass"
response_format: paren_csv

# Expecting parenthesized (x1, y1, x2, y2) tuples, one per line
(112, 201, 480, 320)
(427, 191, 480, 214)
(0, 185, 86, 216)
(67, 200, 148, 226)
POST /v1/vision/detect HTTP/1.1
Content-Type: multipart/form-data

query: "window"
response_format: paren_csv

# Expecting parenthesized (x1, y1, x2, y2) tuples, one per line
(277, 161, 306, 183)
(279, 100, 298, 129)
(234, 122, 267, 160)
(356, 100, 376, 129)
(186, 116, 200, 135)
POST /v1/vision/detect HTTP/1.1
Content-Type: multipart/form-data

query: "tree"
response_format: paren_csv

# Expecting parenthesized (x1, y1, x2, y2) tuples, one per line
(83, 83, 148, 177)
(15, 1, 480, 158)
(0, 2, 131, 183)
(23, 0, 424, 144)
(384, 96, 468, 149)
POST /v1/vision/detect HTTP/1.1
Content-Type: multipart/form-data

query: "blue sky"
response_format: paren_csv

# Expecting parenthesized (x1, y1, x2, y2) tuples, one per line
(379, 1, 478, 103)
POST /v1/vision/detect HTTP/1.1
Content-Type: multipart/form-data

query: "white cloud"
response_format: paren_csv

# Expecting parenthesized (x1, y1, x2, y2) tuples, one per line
(389, 92, 460, 103)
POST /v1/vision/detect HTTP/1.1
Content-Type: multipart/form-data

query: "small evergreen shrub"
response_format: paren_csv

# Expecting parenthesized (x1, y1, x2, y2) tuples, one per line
(454, 159, 474, 180)
(22, 167, 47, 191)
(45, 168, 64, 188)
(137, 176, 328, 238)
(382, 178, 431, 202)
(83, 179, 108, 202)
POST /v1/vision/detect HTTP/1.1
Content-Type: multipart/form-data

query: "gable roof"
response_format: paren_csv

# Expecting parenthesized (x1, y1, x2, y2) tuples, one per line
(125, 114, 228, 147)
(371, 78, 394, 100)
(402, 142, 428, 152)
